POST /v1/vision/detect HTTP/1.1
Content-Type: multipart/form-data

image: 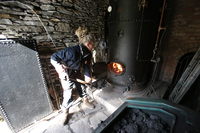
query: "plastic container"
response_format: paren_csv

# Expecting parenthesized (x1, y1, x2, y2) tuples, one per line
(93, 98, 200, 133)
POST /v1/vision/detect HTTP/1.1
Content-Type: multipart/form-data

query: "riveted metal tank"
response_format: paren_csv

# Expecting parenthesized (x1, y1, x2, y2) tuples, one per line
(107, 0, 164, 92)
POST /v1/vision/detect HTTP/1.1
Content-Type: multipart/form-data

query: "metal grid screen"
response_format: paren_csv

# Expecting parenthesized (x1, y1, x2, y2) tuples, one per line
(0, 39, 53, 132)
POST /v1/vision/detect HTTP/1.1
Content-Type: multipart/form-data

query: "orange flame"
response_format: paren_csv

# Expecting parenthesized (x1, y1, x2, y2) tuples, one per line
(109, 62, 124, 75)
(113, 63, 123, 73)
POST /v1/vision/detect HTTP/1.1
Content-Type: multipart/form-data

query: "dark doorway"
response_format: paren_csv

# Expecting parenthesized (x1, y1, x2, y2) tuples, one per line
(172, 52, 200, 113)
(172, 52, 195, 86)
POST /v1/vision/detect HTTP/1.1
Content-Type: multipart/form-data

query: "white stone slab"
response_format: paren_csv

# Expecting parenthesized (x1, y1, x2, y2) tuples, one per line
(89, 111, 109, 129)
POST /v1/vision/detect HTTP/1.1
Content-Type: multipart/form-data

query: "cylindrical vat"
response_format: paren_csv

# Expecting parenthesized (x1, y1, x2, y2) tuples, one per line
(107, 0, 163, 91)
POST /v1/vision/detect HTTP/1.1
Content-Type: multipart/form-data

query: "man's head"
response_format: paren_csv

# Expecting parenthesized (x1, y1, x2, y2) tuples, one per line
(84, 40, 94, 51)
(75, 26, 95, 51)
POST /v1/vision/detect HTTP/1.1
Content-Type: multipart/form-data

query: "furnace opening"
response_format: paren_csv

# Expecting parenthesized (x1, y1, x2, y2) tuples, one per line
(108, 62, 125, 75)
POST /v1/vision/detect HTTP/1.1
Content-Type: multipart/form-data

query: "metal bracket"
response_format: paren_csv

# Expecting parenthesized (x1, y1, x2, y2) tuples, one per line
(138, 0, 148, 11)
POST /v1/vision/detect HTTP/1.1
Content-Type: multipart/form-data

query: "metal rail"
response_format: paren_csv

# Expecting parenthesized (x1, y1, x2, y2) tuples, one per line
(168, 47, 200, 103)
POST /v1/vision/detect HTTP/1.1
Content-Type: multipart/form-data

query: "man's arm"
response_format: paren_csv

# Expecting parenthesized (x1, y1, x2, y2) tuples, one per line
(51, 48, 71, 79)
(50, 59, 65, 74)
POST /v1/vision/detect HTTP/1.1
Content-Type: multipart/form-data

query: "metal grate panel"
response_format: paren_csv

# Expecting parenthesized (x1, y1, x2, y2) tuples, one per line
(0, 39, 53, 132)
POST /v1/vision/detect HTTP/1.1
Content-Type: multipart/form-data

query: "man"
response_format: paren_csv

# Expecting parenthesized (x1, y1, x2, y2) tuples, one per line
(51, 26, 95, 118)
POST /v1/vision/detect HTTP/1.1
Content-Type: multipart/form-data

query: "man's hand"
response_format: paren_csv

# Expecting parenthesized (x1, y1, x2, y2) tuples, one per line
(50, 59, 69, 80)
(84, 75, 92, 83)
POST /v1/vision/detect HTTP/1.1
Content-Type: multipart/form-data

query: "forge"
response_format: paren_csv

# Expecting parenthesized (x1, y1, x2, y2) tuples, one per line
(105, 0, 164, 93)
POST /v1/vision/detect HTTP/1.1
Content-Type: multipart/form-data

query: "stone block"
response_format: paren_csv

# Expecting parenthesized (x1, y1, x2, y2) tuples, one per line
(44, 123, 71, 133)
(0, 14, 12, 19)
(70, 117, 92, 133)
(50, 18, 60, 22)
(31, 2, 40, 7)
(55, 22, 71, 32)
(65, 43, 77, 47)
(81, 100, 103, 116)
(53, 12, 74, 19)
(62, 1, 73, 7)
(40, 5, 55, 11)
(38, 10, 54, 16)
(35, 0, 51, 4)
(89, 111, 108, 129)
(0, 19, 12, 25)
(33, 35, 48, 41)
(57, 7, 73, 15)
(24, 21, 47, 26)
(2, 29, 17, 35)
(46, 26, 55, 32)
(23, 16, 38, 21)
(0, 25, 6, 30)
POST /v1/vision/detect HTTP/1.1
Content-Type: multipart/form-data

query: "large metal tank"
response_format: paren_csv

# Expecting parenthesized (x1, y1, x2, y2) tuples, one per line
(107, 0, 164, 92)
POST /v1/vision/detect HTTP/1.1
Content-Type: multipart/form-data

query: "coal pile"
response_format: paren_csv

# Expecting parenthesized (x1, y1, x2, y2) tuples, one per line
(109, 108, 170, 133)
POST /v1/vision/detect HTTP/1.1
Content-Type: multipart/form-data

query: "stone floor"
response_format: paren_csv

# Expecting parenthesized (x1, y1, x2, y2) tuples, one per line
(0, 81, 169, 133)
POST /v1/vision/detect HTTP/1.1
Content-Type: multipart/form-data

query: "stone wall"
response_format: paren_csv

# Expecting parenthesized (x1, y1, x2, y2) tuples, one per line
(0, 0, 108, 109)
(0, 0, 107, 56)
(156, 0, 200, 85)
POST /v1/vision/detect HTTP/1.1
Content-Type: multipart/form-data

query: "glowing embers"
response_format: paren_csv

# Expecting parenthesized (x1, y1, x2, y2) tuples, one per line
(108, 62, 125, 75)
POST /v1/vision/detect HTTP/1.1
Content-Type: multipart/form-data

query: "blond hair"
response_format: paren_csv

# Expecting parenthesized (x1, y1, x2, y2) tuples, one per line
(75, 26, 95, 44)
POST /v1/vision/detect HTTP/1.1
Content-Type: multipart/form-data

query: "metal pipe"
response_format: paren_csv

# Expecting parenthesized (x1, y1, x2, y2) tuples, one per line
(151, 0, 166, 60)
(136, 0, 166, 62)
(136, 8, 146, 61)
(151, 57, 160, 85)
(149, 57, 161, 99)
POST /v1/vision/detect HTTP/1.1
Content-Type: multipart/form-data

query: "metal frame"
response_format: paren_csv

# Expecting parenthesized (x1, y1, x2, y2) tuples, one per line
(169, 47, 200, 103)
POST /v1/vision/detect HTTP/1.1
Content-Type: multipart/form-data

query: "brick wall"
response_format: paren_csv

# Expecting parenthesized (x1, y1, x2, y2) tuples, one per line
(157, 0, 200, 84)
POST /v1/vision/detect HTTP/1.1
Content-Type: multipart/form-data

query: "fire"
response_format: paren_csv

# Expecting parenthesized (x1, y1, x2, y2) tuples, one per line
(109, 62, 124, 75)
(113, 63, 123, 73)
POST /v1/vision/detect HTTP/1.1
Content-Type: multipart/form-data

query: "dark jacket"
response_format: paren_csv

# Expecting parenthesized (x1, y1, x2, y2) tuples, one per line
(51, 44, 92, 79)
